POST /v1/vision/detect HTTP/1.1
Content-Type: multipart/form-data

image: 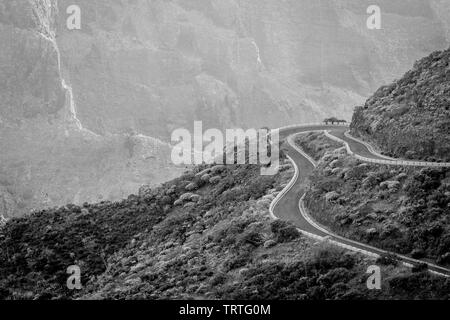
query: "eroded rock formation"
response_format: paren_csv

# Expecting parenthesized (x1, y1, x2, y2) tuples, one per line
(0, 0, 182, 217)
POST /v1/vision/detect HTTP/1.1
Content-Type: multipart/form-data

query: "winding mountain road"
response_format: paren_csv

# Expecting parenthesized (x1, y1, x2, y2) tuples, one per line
(269, 124, 450, 277)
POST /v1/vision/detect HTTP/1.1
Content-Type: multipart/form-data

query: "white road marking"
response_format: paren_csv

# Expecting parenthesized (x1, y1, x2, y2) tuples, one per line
(268, 124, 450, 278)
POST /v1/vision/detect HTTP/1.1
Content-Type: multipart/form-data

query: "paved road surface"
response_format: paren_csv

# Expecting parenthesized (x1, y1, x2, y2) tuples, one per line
(270, 124, 450, 277)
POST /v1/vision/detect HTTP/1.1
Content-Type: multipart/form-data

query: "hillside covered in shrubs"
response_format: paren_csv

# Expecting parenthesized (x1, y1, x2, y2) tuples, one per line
(0, 159, 291, 299)
(1, 153, 449, 299)
(298, 133, 450, 268)
(351, 47, 450, 162)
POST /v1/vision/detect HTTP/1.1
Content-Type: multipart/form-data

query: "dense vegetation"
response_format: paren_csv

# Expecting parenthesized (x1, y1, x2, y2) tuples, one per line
(295, 132, 343, 161)
(299, 133, 450, 268)
(351, 47, 450, 162)
(0, 149, 450, 299)
(1, 147, 449, 299)
(0, 159, 290, 299)
(0, 180, 173, 299)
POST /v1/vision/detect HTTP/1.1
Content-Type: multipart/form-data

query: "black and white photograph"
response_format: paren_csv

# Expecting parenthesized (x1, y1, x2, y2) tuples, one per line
(0, 0, 449, 310)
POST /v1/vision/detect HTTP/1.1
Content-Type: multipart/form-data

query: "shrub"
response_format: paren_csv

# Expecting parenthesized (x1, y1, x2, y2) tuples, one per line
(185, 183, 198, 191)
(270, 220, 300, 243)
(325, 191, 340, 203)
(210, 273, 228, 286)
(411, 248, 425, 259)
(412, 263, 428, 273)
(237, 230, 263, 247)
(376, 253, 398, 266)
(223, 255, 250, 272)
(310, 245, 355, 272)
(317, 268, 352, 287)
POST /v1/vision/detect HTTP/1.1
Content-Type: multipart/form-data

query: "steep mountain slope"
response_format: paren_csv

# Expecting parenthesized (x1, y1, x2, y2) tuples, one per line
(55, 0, 450, 138)
(2, 0, 450, 216)
(351, 47, 450, 162)
(1, 160, 449, 300)
(0, 0, 183, 218)
(298, 133, 450, 267)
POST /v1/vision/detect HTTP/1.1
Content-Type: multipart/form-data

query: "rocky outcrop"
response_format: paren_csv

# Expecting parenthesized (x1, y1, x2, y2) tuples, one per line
(351, 48, 450, 162)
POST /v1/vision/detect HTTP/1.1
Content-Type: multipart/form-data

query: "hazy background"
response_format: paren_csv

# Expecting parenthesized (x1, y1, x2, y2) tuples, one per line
(1, 0, 450, 217)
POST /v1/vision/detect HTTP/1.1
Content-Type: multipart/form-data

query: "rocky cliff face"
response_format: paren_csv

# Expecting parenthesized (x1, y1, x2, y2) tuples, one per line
(351, 47, 450, 162)
(56, 0, 450, 138)
(0, 0, 183, 218)
(1, 0, 450, 217)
